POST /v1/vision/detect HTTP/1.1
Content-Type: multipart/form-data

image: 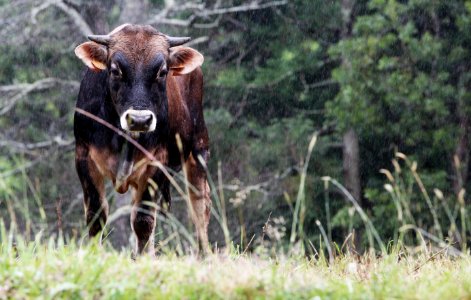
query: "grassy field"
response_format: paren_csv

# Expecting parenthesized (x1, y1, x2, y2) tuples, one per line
(1, 239, 471, 300)
(2, 146, 470, 299)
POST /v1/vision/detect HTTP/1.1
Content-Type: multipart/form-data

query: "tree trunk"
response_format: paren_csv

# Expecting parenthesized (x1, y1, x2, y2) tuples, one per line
(343, 129, 361, 201)
(453, 112, 470, 196)
(80, 1, 111, 34)
(340, 0, 354, 39)
(340, 0, 360, 203)
(119, 0, 149, 24)
(340, 0, 362, 252)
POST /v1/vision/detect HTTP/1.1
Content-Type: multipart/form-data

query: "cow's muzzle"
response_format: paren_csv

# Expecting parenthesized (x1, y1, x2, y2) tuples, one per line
(120, 109, 156, 132)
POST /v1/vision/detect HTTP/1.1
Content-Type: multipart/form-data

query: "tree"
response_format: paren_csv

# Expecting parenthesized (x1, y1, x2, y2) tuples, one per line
(327, 0, 471, 244)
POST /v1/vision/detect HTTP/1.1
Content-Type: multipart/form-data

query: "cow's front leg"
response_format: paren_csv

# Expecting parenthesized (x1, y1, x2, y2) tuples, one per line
(154, 171, 171, 215)
(75, 146, 108, 237)
(185, 153, 211, 254)
(131, 183, 158, 256)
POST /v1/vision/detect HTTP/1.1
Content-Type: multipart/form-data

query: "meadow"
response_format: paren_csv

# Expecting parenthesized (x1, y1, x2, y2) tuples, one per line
(1, 237, 470, 299)
(1, 140, 470, 299)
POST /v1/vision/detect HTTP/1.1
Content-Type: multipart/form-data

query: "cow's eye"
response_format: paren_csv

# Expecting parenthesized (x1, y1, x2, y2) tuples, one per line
(110, 64, 122, 78)
(157, 67, 168, 79)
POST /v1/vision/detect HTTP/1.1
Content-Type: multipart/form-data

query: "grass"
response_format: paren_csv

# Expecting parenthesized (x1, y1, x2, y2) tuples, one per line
(2, 129, 471, 299)
(1, 240, 471, 299)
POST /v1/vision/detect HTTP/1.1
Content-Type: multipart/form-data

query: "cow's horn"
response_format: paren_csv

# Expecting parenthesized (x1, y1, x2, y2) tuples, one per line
(88, 34, 111, 46)
(166, 35, 191, 47)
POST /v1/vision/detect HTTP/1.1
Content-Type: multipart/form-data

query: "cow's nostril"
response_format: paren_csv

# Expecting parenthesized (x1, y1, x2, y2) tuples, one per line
(126, 113, 134, 126)
(124, 111, 154, 132)
(144, 115, 152, 126)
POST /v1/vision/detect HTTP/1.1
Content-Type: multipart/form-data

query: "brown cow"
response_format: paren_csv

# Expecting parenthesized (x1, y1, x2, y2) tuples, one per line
(74, 24, 211, 255)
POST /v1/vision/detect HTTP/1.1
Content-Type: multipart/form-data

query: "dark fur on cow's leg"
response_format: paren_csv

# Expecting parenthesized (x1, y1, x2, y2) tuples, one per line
(131, 185, 158, 256)
(75, 146, 108, 237)
(154, 172, 171, 215)
(185, 153, 211, 254)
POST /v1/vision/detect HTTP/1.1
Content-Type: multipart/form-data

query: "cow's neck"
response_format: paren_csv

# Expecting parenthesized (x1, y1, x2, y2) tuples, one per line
(116, 139, 135, 187)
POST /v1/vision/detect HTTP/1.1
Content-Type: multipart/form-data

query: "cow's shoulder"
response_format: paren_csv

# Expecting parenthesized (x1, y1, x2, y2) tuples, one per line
(76, 69, 109, 111)
(74, 69, 121, 148)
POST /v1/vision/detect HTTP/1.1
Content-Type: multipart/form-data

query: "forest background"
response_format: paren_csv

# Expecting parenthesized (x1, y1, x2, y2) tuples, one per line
(1, 0, 471, 254)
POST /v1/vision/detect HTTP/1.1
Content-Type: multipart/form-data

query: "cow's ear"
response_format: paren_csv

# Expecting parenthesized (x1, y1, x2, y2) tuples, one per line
(74, 42, 108, 71)
(168, 47, 204, 76)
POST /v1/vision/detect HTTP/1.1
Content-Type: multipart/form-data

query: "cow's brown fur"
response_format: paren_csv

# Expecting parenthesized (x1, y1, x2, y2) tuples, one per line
(109, 25, 170, 66)
(74, 24, 210, 255)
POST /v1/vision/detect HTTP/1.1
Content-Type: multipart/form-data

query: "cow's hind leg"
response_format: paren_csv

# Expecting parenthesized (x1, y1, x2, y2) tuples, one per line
(131, 184, 158, 256)
(185, 153, 211, 254)
(76, 146, 108, 238)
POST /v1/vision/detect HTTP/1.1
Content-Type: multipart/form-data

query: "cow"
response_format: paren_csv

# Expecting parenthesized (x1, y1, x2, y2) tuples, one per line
(73, 24, 211, 256)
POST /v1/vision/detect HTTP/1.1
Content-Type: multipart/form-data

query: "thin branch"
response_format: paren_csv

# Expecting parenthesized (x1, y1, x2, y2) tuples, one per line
(0, 135, 74, 153)
(186, 36, 209, 47)
(31, 0, 92, 37)
(147, 15, 196, 27)
(147, 0, 287, 28)
(223, 165, 300, 199)
(196, 0, 288, 17)
(193, 15, 223, 29)
(308, 79, 336, 89)
(0, 78, 79, 92)
(0, 78, 79, 115)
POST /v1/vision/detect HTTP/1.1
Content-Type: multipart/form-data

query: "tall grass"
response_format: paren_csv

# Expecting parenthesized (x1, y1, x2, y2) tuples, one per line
(379, 153, 467, 255)
(3, 128, 471, 298)
(1, 124, 470, 260)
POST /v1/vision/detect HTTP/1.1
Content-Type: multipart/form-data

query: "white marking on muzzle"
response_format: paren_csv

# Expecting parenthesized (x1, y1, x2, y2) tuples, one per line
(120, 109, 157, 132)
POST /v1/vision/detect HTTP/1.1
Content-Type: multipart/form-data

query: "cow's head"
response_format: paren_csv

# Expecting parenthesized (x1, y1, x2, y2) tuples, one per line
(74, 24, 204, 133)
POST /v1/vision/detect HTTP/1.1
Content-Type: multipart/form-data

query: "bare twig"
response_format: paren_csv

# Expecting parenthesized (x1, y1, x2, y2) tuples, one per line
(242, 234, 256, 255)
(223, 166, 299, 201)
(196, 1, 288, 17)
(31, 0, 93, 37)
(0, 135, 73, 153)
(185, 36, 209, 47)
(410, 244, 455, 274)
(0, 78, 79, 115)
(0, 78, 79, 92)
(261, 211, 273, 241)
(55, 197, 63, 232)
(147, 0, 288, 28)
